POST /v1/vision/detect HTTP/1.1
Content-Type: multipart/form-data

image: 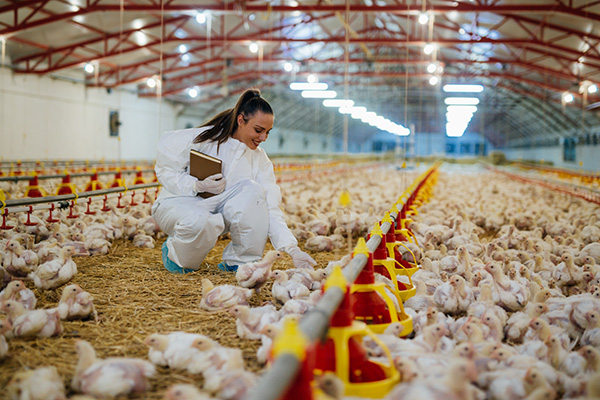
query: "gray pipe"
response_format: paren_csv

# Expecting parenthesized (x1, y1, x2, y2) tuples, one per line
(2, 183, 160, 208)
(0, 168, 155, 182)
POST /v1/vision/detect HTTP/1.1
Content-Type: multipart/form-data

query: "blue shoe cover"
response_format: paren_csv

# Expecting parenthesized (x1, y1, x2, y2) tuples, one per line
(162, 241, 194, 274)
(217, 262, 238, 272)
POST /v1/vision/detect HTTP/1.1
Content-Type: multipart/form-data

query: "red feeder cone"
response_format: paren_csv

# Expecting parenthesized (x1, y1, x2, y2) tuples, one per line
(24, 175, 47, 198)
(85, 171, 103, 192)
(56, 173, 77, 195)
(110, 170, 125, 188)
(133, 169, 146, 185)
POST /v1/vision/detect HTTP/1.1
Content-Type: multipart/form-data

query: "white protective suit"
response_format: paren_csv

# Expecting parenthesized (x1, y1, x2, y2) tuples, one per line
(152, 127, 298, 270)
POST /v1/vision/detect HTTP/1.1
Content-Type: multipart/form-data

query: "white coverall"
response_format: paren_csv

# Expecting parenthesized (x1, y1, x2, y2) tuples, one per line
(152, 127, 298, 270)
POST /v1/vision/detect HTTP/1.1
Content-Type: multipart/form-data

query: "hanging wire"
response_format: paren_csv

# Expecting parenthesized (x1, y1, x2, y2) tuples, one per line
(343, 0, 350, 156)
(1, 37, 6, 68)
(403, 2, 411, 190)
(117, 0, 125, 162)
(157, 0, 165, 140)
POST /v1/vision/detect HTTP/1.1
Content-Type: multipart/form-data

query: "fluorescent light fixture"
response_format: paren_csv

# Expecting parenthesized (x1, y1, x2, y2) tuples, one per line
(338, 106, 353, 114)
(301, 90, 337, 99)
(178, 44, 188, 54)
(588, 84, 597, 94)
(447, 105, 477, 113)
(188, 88, 198, 98)
(181, 53, 191, 63)
(429, 76, 439, 85)
(323, 99, 354, 108)
(290, 82, 328, 91)
(563, 93, 574, 103)
(249, 42, 259, 53)
(84, 63, 94, 73)
(424, 43, 435, 55)
(195, 13, 206, 24)
(307, 73, 317, 83)
(360, 112, 377, 122)
(427, 63, 437, 73)
(443, 84, 484, 93)
(289, 0, 298, 6)
(349, 106, 367, 118)
(444, 97, 480, 105)
(418, 13, 429, 25)
(147, 78, 156, 88)
(283, 62, 293, 72)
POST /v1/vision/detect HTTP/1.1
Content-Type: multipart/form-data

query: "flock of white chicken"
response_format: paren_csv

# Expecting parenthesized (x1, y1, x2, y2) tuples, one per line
(2, 164, 600, 400)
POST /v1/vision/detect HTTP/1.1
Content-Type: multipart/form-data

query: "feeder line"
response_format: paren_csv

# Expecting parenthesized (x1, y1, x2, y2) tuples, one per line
(2, 182, 160, 212)
(0, 168, 156, 182)
(246, 164, 439, 400)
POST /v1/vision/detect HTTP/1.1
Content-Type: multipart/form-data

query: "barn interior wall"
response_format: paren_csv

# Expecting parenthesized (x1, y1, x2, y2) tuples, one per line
(501, 143, 600, 171)
(372, 131, 494, 156)
(0, 68, 177, 161)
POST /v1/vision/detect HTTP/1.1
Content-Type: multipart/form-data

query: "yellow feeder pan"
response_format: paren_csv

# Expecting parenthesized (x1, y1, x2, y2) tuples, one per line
(320, 322, 401, 398)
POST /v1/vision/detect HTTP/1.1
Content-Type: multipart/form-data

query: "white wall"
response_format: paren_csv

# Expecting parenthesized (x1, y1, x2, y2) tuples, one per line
(0, 68, 178, 161)
(501, 144, 600, 171)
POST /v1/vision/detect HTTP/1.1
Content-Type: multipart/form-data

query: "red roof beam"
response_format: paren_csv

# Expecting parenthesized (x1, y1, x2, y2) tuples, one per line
(4, 3, 600, 37)
(140, 70, 257, 97)
(12, 15, 189, 64)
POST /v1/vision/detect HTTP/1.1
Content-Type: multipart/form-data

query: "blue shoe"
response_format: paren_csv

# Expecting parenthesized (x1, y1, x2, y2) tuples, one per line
(162, 241, 194, 274)
(217, 262, 238, 272)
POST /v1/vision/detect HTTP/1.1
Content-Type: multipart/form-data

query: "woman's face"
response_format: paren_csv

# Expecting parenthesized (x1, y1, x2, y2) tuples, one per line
(233, 111, 274, 150)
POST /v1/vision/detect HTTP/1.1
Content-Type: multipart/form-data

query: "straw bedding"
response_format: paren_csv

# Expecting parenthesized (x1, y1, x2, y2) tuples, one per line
(0, 236, 350, 399)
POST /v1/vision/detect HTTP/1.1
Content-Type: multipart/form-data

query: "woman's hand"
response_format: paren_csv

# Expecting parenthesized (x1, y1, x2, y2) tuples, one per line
(283, 245, 317, 269)
(195, 173, 226, 195)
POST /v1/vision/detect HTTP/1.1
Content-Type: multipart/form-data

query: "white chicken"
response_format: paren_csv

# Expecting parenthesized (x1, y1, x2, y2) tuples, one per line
(164, 384, 214, 400)
(229, 304, 280, 340)
(505, 302, 548, 343)
(187, 336, 245, 376)
(1, 300, 62, 338)
(199, 278, 253, 311)
(72, 340, 155, 398)
(203, 369, 257, 400)
(582, 310, 600, 347)
(271, 269, 310, 303)
(57, 284, 98, 322)
(28, 246, 77, 290)
(287, 268, 328, 290)
(3, 239, 38, 277)
(0, 280, 37, 310)
(0, 319, 9, 358)
(7, 366, 66, 400)
(387, 359, 478, 400)
(235, 250, 283, 294)
(144, 331, 207, 370)
(433, 275, 473, 315)
(132, 229, 155, 248)
(552, 252, 582, 292)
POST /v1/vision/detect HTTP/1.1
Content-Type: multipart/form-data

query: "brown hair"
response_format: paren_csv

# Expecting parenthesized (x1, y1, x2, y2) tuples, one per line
(193, 89, 273, 148)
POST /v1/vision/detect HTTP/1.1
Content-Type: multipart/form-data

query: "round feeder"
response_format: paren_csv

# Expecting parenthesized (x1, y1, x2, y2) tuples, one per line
(314, 267, 400, 399)
(24, 174, 47, 198)
(56, 172, 77, 195)
(84, 171, 103, 192)
(351, 238, 413, 336)
(110, 170, 125, 188)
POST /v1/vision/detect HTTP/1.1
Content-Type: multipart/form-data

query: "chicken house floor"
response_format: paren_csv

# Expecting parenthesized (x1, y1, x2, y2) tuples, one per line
(0, 237, 350, 399)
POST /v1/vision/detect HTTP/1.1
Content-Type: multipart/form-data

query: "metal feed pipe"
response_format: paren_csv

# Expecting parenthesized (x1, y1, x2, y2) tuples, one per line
(0, 168, 155, 182)
(1, 183, 160, 215)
